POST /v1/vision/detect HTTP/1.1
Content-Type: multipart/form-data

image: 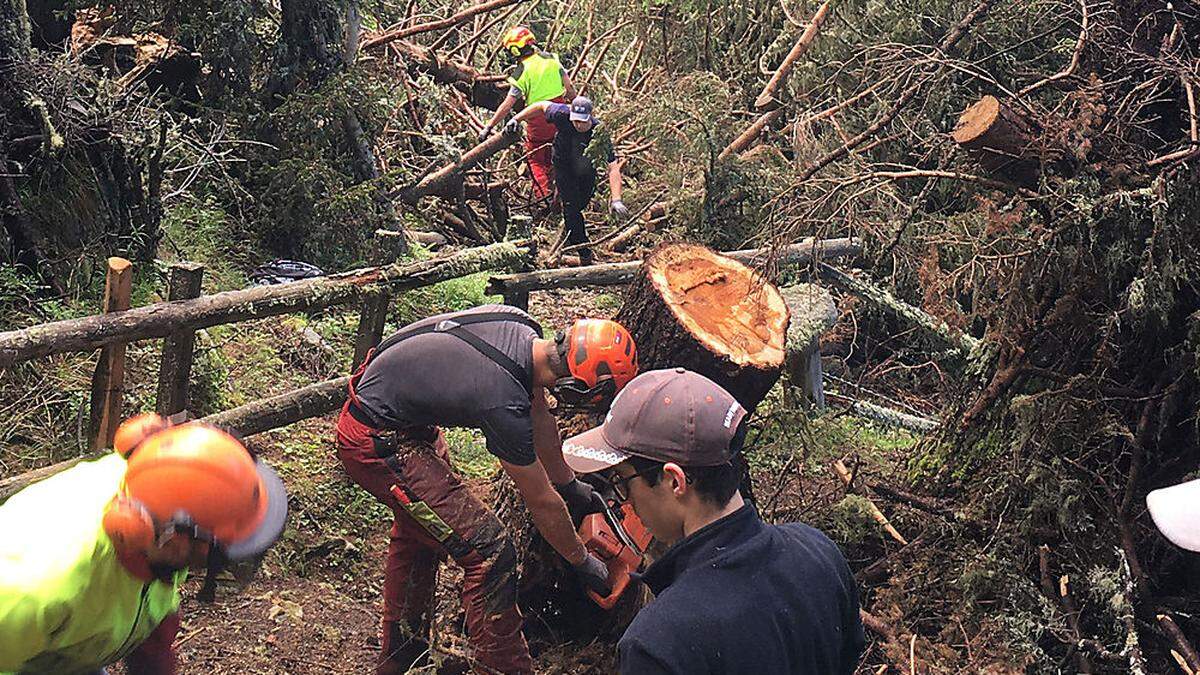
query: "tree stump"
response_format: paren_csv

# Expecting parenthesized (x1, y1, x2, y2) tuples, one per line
(952, 95, 1040, 186)
(615, 243, 790, 411)
(780, 283, 838, 409)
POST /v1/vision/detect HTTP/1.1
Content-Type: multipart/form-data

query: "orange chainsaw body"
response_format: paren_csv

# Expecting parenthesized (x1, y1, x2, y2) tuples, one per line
(579, 502, 653, 609)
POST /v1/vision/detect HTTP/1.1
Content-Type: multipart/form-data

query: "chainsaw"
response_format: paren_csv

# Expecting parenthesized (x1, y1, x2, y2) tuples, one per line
(578, 496, 653, 609)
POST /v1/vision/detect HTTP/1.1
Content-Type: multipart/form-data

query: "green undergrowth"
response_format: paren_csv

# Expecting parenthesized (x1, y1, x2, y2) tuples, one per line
(260, 419, 386, 581)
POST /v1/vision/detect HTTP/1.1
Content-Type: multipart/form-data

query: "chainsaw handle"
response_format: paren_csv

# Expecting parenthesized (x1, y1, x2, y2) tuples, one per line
(587, 568, 632, 610)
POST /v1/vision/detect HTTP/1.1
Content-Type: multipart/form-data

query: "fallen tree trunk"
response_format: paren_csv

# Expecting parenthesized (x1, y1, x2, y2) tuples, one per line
(719, 107, 785, 160)
(817, 263, 979, 355)
(393, 126, 521, 203)
(388, 39, 507, 110)
(0, 240, 531, 366)
(487, 236, 862, 297)
(362, 0, 525, 50)
(780, 283, 838, 408)
(202, 376, 350, 437)
(616, 243, 790, 411)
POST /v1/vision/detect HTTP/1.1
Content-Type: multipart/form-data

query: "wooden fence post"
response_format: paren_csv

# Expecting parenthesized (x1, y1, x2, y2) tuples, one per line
(156, 262, 205, 416)
(352, 289, 390, 371)
(88, 257, 133, 450)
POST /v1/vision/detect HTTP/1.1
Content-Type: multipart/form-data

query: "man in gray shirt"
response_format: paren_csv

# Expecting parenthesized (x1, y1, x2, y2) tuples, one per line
(336, 304, 638, 674)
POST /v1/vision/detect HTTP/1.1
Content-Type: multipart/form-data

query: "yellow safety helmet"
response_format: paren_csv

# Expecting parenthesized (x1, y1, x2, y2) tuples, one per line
(502, 26, 537, 58)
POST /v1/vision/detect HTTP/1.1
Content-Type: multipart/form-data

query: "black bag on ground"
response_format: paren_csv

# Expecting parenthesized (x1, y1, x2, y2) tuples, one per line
(248, 260, 325, 286)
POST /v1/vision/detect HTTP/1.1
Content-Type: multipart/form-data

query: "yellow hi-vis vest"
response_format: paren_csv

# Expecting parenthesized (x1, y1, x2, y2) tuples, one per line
(0, 455, 185, 674)
(507, 51, 566, 105)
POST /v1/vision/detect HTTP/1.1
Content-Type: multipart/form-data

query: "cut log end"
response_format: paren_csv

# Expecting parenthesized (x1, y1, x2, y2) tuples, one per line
(646, 245, 789, 368)
(951, 95, 1001, 145)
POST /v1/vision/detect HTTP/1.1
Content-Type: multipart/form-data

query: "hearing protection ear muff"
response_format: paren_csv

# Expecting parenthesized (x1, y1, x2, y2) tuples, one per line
(509, 44, 522, 57)
(550, 329, 619, 408)
(102, 496, 156, 551)
(113, 412, 170, 459)
(550, 375, 618, 409)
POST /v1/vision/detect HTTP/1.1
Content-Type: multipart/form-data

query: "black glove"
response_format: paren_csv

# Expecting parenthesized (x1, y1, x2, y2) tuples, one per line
(556, 478, 606, 524)
(503, 118, 522, 136)
(476, 124, 493, 143)
(574, 552, 613, 596)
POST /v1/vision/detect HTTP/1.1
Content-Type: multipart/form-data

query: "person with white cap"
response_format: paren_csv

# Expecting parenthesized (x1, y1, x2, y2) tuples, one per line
(1147, 479, 1200, 552)
(562, 368, 865, 675)
(508, 94, 628, 265)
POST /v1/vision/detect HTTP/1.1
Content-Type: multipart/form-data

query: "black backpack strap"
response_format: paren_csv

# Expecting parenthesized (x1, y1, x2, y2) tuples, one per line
(368, 311, 543, 394)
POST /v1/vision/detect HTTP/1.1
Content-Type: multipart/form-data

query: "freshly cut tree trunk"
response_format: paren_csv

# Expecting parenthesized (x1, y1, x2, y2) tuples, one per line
(491, 244, 790, 650)
(951, 95, 1038, 186)
(615, 243, 790, 411)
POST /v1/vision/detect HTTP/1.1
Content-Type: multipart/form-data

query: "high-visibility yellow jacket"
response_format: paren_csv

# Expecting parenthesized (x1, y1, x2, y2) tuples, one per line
(0, 454, 185, 674)
(507, 51, 567, 105)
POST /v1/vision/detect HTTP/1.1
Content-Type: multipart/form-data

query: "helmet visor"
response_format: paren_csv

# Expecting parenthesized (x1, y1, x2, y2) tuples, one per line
(223, 459, 289, 561)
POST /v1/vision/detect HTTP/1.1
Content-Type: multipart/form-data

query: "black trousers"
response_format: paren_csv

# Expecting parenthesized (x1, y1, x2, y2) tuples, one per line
(555, 165, 596, 262)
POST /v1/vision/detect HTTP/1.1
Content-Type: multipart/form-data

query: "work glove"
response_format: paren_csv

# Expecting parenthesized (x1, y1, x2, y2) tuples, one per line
(610, 199, 629, 218)
(476, 124, 493, 143)
(574, 552, 613, 596)
(556, 478, 606, 525)
(503, 118, 523, 136)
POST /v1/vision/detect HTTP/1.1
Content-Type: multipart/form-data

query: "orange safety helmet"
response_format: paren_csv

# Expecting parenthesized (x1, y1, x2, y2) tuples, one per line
(501, 25, 537, 58)
(102, 415, 288, 561)
(552, 318, 639, 407)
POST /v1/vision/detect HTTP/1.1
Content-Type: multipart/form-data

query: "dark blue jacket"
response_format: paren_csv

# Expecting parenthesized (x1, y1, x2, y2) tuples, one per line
(618, 505, 864, 675)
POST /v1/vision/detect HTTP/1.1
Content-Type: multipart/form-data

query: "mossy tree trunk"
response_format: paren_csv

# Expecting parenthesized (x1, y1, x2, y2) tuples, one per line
(263, 0, 408, 257)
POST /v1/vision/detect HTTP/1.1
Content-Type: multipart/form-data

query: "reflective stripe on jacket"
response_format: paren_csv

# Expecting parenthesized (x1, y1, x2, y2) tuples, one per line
(507, 51, 566, 104)
(0, 454, 184, 674)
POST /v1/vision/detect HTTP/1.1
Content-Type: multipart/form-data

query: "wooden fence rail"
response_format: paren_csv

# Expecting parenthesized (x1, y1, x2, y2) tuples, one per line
(0, 240, 530, 367)
(485, 237, 861, 307)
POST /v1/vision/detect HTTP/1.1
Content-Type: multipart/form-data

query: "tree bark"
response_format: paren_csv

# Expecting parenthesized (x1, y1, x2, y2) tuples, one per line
(265, 0, 351, 101)
(265, 0, 409, 252)
(780, 283, 837, 408)
(0, 0, 31, 66)
(201, 376, 350, 437)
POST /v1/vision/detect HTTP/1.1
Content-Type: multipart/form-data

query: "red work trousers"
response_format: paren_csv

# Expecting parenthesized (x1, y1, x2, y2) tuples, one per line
(524, 95, 567, 201)
(336, 401, 532, 675)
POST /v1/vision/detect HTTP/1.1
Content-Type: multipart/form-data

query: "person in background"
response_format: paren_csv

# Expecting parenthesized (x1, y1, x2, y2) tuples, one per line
(509, 95, 629, 265)
(479, 25, 576, 202)
(0, 414, 288, 675)
(562, 368, 865, 674)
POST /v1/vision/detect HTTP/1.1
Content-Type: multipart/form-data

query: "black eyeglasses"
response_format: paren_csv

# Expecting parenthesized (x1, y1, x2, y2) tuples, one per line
(606, 464, 663, 502)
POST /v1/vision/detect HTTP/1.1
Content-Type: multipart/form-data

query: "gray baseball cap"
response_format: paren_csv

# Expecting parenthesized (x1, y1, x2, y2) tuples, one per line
(563, 368, 747, 473)
(569, 96, 594, 122)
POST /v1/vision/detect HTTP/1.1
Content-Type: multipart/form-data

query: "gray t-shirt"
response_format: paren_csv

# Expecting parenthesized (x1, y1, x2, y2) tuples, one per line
(354, 304, 543, 466)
